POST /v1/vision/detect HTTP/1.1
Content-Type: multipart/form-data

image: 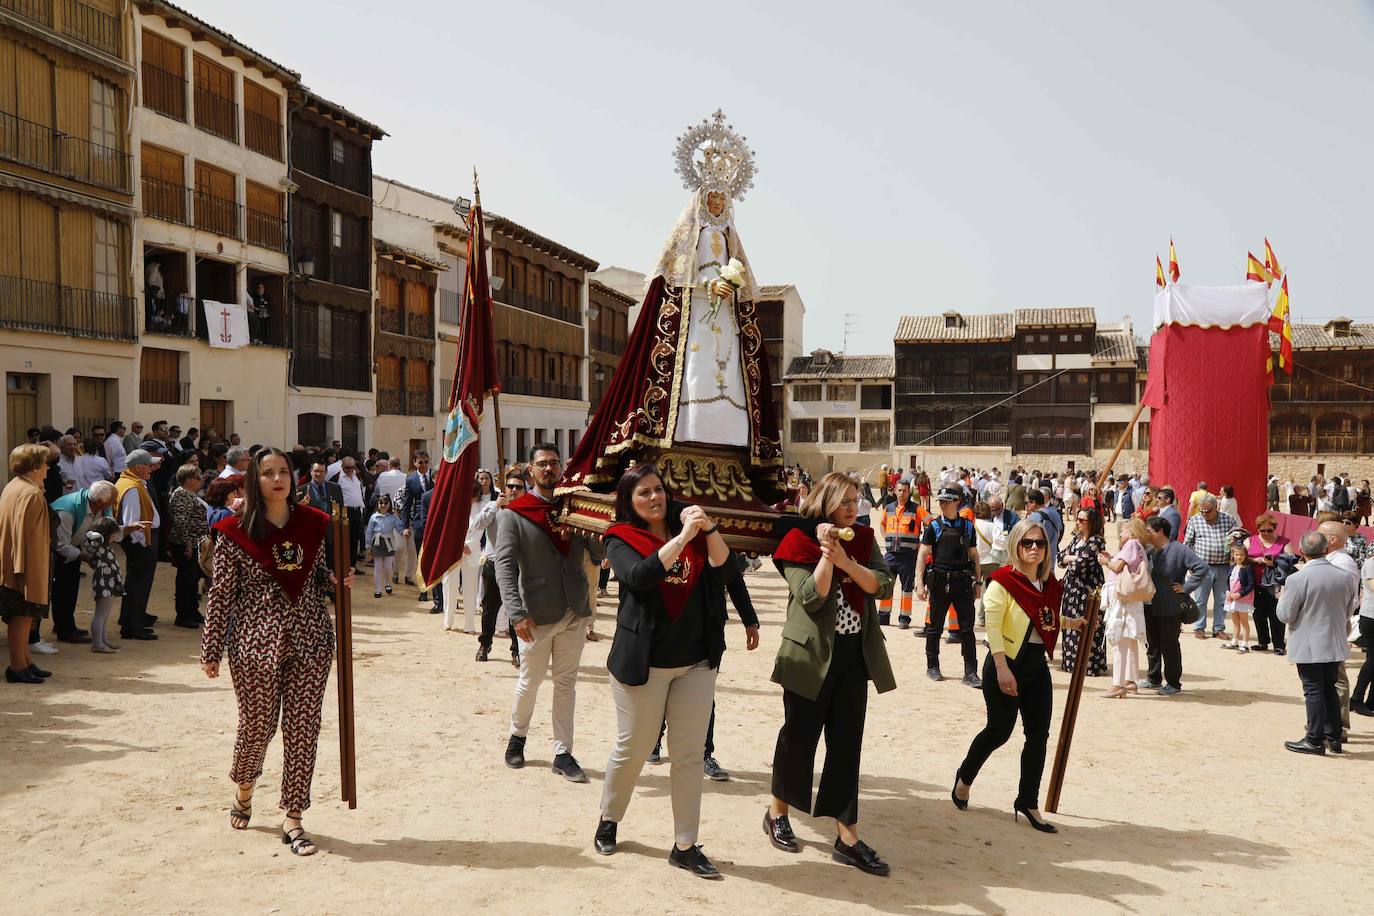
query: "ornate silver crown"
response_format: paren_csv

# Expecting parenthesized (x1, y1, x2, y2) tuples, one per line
(673, 109, 757, 201)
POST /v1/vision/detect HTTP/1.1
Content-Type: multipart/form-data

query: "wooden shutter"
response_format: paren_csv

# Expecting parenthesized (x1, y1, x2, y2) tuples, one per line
(377, 354, 401, 389)
(246, 181, 282, 217)
(141, 144, 183, 183)
(243, 79, 279, 122)
(0, 189, 20, 277)
(193, 54, 232, 99)
(8, 38, 54, 128)
(55, 65, 93, 142)
(142, 31, 184, 76)
(20, 194, 59, 284)
(194, 161, 234, 202)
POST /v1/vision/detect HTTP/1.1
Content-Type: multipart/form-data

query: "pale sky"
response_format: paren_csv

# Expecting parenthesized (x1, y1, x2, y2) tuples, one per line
(197, 0, 1374, 353)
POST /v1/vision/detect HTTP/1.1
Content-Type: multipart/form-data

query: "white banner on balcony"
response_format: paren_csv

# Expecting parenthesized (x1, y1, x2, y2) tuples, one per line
(202, 300, 250, 348)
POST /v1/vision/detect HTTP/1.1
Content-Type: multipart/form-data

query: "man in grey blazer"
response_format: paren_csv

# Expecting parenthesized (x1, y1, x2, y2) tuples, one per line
(494, 442, 601, 782)
(1277, 530, 1359, 755)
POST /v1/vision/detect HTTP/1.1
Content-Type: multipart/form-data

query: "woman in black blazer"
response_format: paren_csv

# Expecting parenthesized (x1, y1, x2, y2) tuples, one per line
(594, 463, 739, 879)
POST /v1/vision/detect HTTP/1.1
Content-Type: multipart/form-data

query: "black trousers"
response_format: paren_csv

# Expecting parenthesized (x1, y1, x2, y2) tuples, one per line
(170, 546, 203, 623)
(1252, 587, 1286, 650)
(477, 560, 517, 653)
(49, 554, 83, 638)
(1297, 661, 1341, 745)
(1355, 617, 1374, 708)
(958, 643, 1052, 809)
(1145, 613, 1183, 688)
(925, 571, 978, 675)
(598, 564, 611, 590)
(118, 542, 157, 633)
(771, 633, 868, 825)
(656, 701, 716, 756)
(346, 507, 364, 569)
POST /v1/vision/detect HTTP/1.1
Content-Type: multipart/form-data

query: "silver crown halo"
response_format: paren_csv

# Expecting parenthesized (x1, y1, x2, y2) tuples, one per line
(673, 109, 757, 201)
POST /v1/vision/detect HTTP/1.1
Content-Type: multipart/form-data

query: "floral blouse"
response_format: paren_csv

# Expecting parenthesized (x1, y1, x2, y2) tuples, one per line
(200, 536, 334, 667)
(168, 486, 208, 546)
(1062, 534, 1107, 589)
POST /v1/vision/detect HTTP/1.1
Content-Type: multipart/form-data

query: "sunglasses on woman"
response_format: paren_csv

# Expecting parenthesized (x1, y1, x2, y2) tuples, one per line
(1020, 538, 1048, 549)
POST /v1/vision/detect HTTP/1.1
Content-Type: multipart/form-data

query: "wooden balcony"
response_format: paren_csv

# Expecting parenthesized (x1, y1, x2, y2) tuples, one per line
(293, 353, 370, 391)
(141, 175, 190, 225)
(377, 387, 404, 416)
(0, 274, 137, 341)
(895, 427, 1009, 447)
(502, 377, 581, 400)
(141, 61, 186, 122)
(591, 332, 624, 354)
(244, 111, 282, 160)
(327, 251, 369, 290)
(193, 189, 241, 238)
(493, 285, 578, 325)
(1014, 435, 1089, 455)
(291, 137, 369, 194)
(246, 208, 287, 251)
(59, 0, 120, 56)
(0, 109, 131, 192)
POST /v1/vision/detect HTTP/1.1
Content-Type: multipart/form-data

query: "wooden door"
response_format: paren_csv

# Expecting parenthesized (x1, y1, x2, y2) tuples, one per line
(73, 376, 114, 432)
(199, 399, 228, 439)
(6, 374, 40, 454)
(409, 439, 427, 463)
(341, 416, 361, 453)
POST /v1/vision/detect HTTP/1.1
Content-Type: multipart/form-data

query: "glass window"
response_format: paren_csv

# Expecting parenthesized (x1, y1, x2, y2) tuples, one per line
(823, 418, 856, 443)
(331, 136, 345, 164)
(331, 211, 342, 247)
(790, 419, 818, 443)
(792, 384, 822, 402)
(317, 307, 332, 358)
(93, 218, 121, 295)
(827, 383, 856, 401)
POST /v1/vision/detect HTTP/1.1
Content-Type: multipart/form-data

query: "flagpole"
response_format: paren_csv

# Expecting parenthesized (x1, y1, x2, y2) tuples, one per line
(1043, 397, 1145, 814)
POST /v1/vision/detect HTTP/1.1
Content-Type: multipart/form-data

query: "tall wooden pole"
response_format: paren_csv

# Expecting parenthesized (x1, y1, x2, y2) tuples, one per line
(1043, 397, 1146, 814)
(331, 503, 357, 809)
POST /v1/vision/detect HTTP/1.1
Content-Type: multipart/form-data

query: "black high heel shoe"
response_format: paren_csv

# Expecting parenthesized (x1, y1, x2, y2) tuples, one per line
(950, 775, 968, 811)
(1013, 803, 1057, 834)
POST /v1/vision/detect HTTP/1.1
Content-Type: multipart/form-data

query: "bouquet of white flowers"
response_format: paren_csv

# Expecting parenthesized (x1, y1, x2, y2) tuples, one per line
(703, 258, 745, 324)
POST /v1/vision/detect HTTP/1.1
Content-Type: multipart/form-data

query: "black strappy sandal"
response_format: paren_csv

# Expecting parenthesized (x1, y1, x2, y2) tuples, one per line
(282, 822, 317, 856)
(229, 789, 253, 830)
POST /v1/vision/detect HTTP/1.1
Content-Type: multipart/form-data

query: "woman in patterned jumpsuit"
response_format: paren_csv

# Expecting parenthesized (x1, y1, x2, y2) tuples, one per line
(200, 447, 353, 856)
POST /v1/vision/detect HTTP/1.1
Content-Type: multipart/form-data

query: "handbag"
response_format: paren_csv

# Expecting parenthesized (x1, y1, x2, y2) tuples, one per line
(1115, 560, 1155, 603)
(1177, 593, 1200, 625)
(197, 534, 215, 579)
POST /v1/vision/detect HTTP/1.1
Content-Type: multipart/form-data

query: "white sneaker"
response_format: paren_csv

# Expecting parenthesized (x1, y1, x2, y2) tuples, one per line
(31, 640, 58, 655)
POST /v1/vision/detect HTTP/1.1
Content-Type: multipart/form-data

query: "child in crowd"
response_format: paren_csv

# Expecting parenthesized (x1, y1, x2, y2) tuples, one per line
(1222, 542, 1255, 653)
(365, 494, 404, 598)
(82, 517, 124, 653)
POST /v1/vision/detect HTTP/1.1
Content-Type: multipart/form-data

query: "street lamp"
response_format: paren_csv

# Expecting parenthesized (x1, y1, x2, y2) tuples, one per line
(453, 195, 471, 218)
(297, 250, 316, 279)
(491, 276, 505, 291)
(594, 366, 605, 382)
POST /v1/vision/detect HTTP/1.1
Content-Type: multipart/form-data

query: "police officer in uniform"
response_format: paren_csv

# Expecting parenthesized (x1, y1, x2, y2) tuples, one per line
(916, 486, 982, 686)
(873, 477, 926, 627)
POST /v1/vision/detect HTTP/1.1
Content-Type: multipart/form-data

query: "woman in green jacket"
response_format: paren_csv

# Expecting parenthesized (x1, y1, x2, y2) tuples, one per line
(766, 472, 896, 876)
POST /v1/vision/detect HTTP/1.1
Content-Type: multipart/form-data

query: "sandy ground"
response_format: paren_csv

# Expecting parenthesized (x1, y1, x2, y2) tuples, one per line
(2, 541, 1369, 915)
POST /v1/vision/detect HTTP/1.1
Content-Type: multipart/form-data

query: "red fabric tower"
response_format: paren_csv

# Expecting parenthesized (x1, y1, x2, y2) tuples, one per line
(416, 194, 499, 590)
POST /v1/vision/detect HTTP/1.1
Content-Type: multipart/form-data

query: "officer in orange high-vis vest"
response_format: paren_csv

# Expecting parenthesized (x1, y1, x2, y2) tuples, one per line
(874, 477, 927, 627)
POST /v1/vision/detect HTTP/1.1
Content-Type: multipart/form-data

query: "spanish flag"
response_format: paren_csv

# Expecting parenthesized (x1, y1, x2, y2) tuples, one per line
(1246, 251, 1269, 284)
(1156, 255, 1166, 289)
(1267, 275, 1293, 375)
(1264, 237, 1283, 280)
(1168, 238, 1180, 282)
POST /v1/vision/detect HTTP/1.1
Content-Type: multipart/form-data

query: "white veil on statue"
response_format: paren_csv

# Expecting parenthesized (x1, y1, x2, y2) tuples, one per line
(647, 188, 758, 302)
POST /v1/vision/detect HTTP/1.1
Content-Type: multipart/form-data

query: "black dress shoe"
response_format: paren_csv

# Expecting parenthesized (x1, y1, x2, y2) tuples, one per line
(594, 819, 618, 855)
(552, 752, 588, 783)
(1327, 739, 1344, 754)
(1352, 700, 1374, 717)
(121, 630, 158, 640)
(764, 809, 799, 852)
(926, 668, 944, 682)
(428, 607, 443, 615)
(504, 735, 526, 769)
(475, 645, 490, 662)
(5, 667, 43, 684)
(1284, 739, 1325, 756)
(174, 619, 201, 629)
(57, 632, 91, 644)
(26, 663, 52, 679)
(832, 837, 889, 876)
(668, 844, 722, 879)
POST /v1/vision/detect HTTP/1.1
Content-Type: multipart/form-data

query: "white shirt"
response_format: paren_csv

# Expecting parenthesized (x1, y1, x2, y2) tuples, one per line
(104, 433, 127, 473)
(119, 486, 161, 545)
(327, 460, 343, 479)
(336, 471, 364, 508)
(57, 455, 78, 493)
(74, 454, 111, 488)
(1327, 550, 1360, 613)
(218, 463, 249, 480)
(374, 469, 407, 503)
(465, 500, 500, 554)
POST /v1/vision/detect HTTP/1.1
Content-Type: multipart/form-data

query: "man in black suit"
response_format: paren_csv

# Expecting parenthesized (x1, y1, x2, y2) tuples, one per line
(301, 460, 345, 559)
(401, 450, 436, 597)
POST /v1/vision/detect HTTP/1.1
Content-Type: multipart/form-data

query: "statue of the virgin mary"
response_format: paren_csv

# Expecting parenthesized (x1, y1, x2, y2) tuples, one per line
(560, 110, 784, 513)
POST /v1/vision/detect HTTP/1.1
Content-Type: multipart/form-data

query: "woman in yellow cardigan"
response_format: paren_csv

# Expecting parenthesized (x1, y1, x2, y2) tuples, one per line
(952, 517, 1079, 833)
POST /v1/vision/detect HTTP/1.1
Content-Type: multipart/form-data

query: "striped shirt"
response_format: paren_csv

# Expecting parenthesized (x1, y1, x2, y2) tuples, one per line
(1184, 511, 1237, 565)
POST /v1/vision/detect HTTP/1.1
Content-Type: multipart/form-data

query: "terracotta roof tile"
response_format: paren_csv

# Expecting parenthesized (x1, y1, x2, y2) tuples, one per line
(895, 312, 1014, 343)
(1272, 322, 1374, 350)
(1014, 307, 1096, 327)
(1092, 328, 1137, 362)
(785, 354, 893, 379)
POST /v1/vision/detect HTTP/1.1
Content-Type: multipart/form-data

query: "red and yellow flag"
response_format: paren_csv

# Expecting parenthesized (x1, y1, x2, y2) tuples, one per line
(1264, 237, 1282, 280)
(1246, 251, 1269, 283)
(1267, 275, 1293, 375)
(1156, 255, 1166, 289)
(1168, 238, 1180, 282)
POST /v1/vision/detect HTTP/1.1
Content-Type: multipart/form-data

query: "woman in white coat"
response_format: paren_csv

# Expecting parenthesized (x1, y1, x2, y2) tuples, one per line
(442, 479, 500, 633)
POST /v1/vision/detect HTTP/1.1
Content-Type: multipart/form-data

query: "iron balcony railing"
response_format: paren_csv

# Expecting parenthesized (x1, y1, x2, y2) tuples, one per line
(59, 0, 120, 56)
(139, 378, 189, 406)
(141, 175, 190, 225)
(290, 137, 370, 194)
(502, 377, 581, 400)
(193, 189, 241, 238)
(1014, 435, 1089, 456)
(141, 61, 186, 122)
(895, 427, 1011, 448)
(328, 252, 369, 289)
(895, 376, 1013, 395)
(406, 389, 432, 417)
(293, 353, 370, 391)
(194, 87, 237, 142)
(0, 274, 137, 341)
(0, 0, 52, 27)
(591, 332, 624, 354)
(244, 110, 282, 160)
(0, 109, 131, 192)
(493, 285, 578, 324)
(246, 208, 287, 251)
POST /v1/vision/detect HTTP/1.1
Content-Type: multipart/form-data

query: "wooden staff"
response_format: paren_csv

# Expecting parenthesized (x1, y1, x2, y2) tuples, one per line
(1044, 399, 1145, 814)
(331, 503, 357, 809)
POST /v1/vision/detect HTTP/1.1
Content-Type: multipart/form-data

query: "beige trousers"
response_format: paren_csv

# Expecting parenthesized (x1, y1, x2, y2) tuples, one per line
(510, 609, 588, 755)
(601, 662, 717, 847)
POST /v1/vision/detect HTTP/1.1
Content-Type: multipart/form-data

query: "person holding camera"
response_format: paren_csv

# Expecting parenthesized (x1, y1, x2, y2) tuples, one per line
(918, 486, 983, 686)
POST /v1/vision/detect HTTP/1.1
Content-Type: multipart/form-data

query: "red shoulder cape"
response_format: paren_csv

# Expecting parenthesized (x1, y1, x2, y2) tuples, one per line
(213, 505, 329, 601)
(505, 492, 571, 556)
(987, 565, 1063, 659)
(774, 525, 877, 612)
(605, 523, 706, 622)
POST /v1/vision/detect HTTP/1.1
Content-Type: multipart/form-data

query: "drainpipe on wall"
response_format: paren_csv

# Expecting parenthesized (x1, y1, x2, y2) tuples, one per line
(283, 87, 311, 392)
